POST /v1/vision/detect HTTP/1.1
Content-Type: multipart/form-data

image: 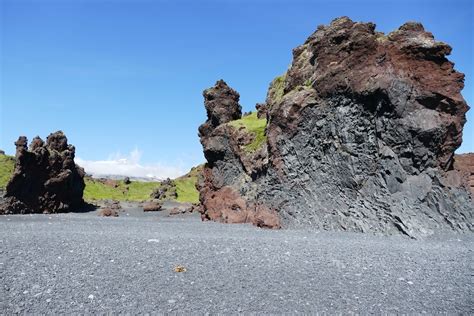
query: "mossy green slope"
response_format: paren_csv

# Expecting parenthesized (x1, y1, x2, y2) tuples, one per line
(229, 112, 267, 152)
(269, 73, 286, 104)
(0, 154, 15, 189)
(174, 165, 202, 204)
(175, 177, 199, 203)
(83, 178, 160, 202)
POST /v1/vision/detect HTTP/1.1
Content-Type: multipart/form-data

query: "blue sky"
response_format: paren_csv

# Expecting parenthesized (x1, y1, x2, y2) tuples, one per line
(1, 0, 473, 178)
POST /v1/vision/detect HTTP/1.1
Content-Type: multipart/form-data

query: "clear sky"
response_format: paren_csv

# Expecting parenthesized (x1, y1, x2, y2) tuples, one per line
(1, 0, 473, 178)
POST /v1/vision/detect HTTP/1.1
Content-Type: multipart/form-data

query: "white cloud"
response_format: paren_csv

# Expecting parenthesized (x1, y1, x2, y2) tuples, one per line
(76, 148, 185, 180)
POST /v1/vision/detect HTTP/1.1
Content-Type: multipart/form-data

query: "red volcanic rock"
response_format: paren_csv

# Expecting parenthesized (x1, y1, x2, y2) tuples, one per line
(256, 103, 268, 119)
(0, 131, 85, 214)
(168, 203, 194, 216)
(198, 80, 242, 138)
(454, 153, 474, 197)
(200, 186, 280, 229)
(197, 17, 472, 237)
(274, 17, 468, 171)
(143, 201, 162, 212)
(99, 208, 119, 217)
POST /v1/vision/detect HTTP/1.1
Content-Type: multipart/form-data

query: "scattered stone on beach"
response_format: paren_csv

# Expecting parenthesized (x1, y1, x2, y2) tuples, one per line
(197, 17, 473, 237)
(168, 203, 195, 216)
(98, 208, 119, 217)
(174, 265, 187, 273)
(97, 200, 122, 216)
(0, 131, 85, 214)
(143, 201, 163, 212)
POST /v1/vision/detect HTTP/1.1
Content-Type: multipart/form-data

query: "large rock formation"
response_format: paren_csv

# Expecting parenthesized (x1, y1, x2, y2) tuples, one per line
(198, 17, 473, 237)
(0, 131, 86, 214)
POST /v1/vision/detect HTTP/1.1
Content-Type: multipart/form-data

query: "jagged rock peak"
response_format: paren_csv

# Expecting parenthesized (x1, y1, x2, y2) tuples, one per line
(199, 80, 242, 137)
(1, 131, 85, 214)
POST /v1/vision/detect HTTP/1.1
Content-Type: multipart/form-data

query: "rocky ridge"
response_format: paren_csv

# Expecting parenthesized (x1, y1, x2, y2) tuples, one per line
(0, 131, 86, 214)
(197, 17, 473, 237)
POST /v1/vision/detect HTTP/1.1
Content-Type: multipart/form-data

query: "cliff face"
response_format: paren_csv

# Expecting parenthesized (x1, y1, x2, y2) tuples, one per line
(198, 17, 473, 237)
(0, 131, 85, 214)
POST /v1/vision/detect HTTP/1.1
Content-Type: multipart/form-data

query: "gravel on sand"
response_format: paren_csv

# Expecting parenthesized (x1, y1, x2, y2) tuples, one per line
(1, 203, 472, 314)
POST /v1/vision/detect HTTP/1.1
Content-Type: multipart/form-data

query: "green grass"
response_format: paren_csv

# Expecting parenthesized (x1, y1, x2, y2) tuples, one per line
(270, 73, 286, 104)
(0, 154, 15, 189)
(84, 165, 202, 203)
(174, 176, 199, 204)
(83, 178, 160, 202)
(304, 78, 313, 87)
(229, 112, 267, 152)
(0, 153, 201, 204)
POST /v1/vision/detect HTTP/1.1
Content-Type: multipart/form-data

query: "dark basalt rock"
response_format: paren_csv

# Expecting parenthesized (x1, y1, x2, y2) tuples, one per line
(198, 79, 242, 138)
(123, 177, 131, 185)
(0, 131, 86, 214)
(151, 178, 177, 201)
(198, 17, 473, 237)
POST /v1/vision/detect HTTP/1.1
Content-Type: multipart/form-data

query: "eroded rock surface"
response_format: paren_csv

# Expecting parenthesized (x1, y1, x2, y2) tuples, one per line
(198, 17, 473, 237)
(0, 131, 85, 214)
(454, 153, 474, 196)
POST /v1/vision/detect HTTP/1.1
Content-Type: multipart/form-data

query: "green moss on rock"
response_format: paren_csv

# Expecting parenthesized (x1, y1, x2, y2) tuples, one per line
(229, 112, 267, 152)
(269, 73, 286, 104)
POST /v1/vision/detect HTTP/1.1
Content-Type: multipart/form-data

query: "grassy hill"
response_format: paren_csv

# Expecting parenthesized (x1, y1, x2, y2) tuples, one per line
(0, 154, 15, 189)
(83, 178, 161, 202)
(174, 165, 202, 204)
(0, 154, 201, 204)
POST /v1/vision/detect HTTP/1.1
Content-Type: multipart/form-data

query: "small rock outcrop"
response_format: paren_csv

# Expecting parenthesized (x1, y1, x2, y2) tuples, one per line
(198, 17, 473, 237)
(0, 131, 86, 214)
(151, 178, 177, 201)
(198, 79, 242, 138)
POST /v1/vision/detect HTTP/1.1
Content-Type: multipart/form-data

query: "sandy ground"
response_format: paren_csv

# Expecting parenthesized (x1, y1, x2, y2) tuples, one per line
(1, 202, 473, 314)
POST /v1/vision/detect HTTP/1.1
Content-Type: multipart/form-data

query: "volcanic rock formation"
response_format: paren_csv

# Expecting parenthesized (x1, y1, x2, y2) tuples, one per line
(0, 131, 86, 214)
(198, 17, 473, 237)
(454, 153, 474, 196)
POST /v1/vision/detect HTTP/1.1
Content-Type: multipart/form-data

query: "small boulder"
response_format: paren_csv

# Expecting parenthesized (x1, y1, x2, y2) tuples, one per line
(143, 201, 162, 212)
(98, 208, 119, 217)
(168, 203, 195, 216)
